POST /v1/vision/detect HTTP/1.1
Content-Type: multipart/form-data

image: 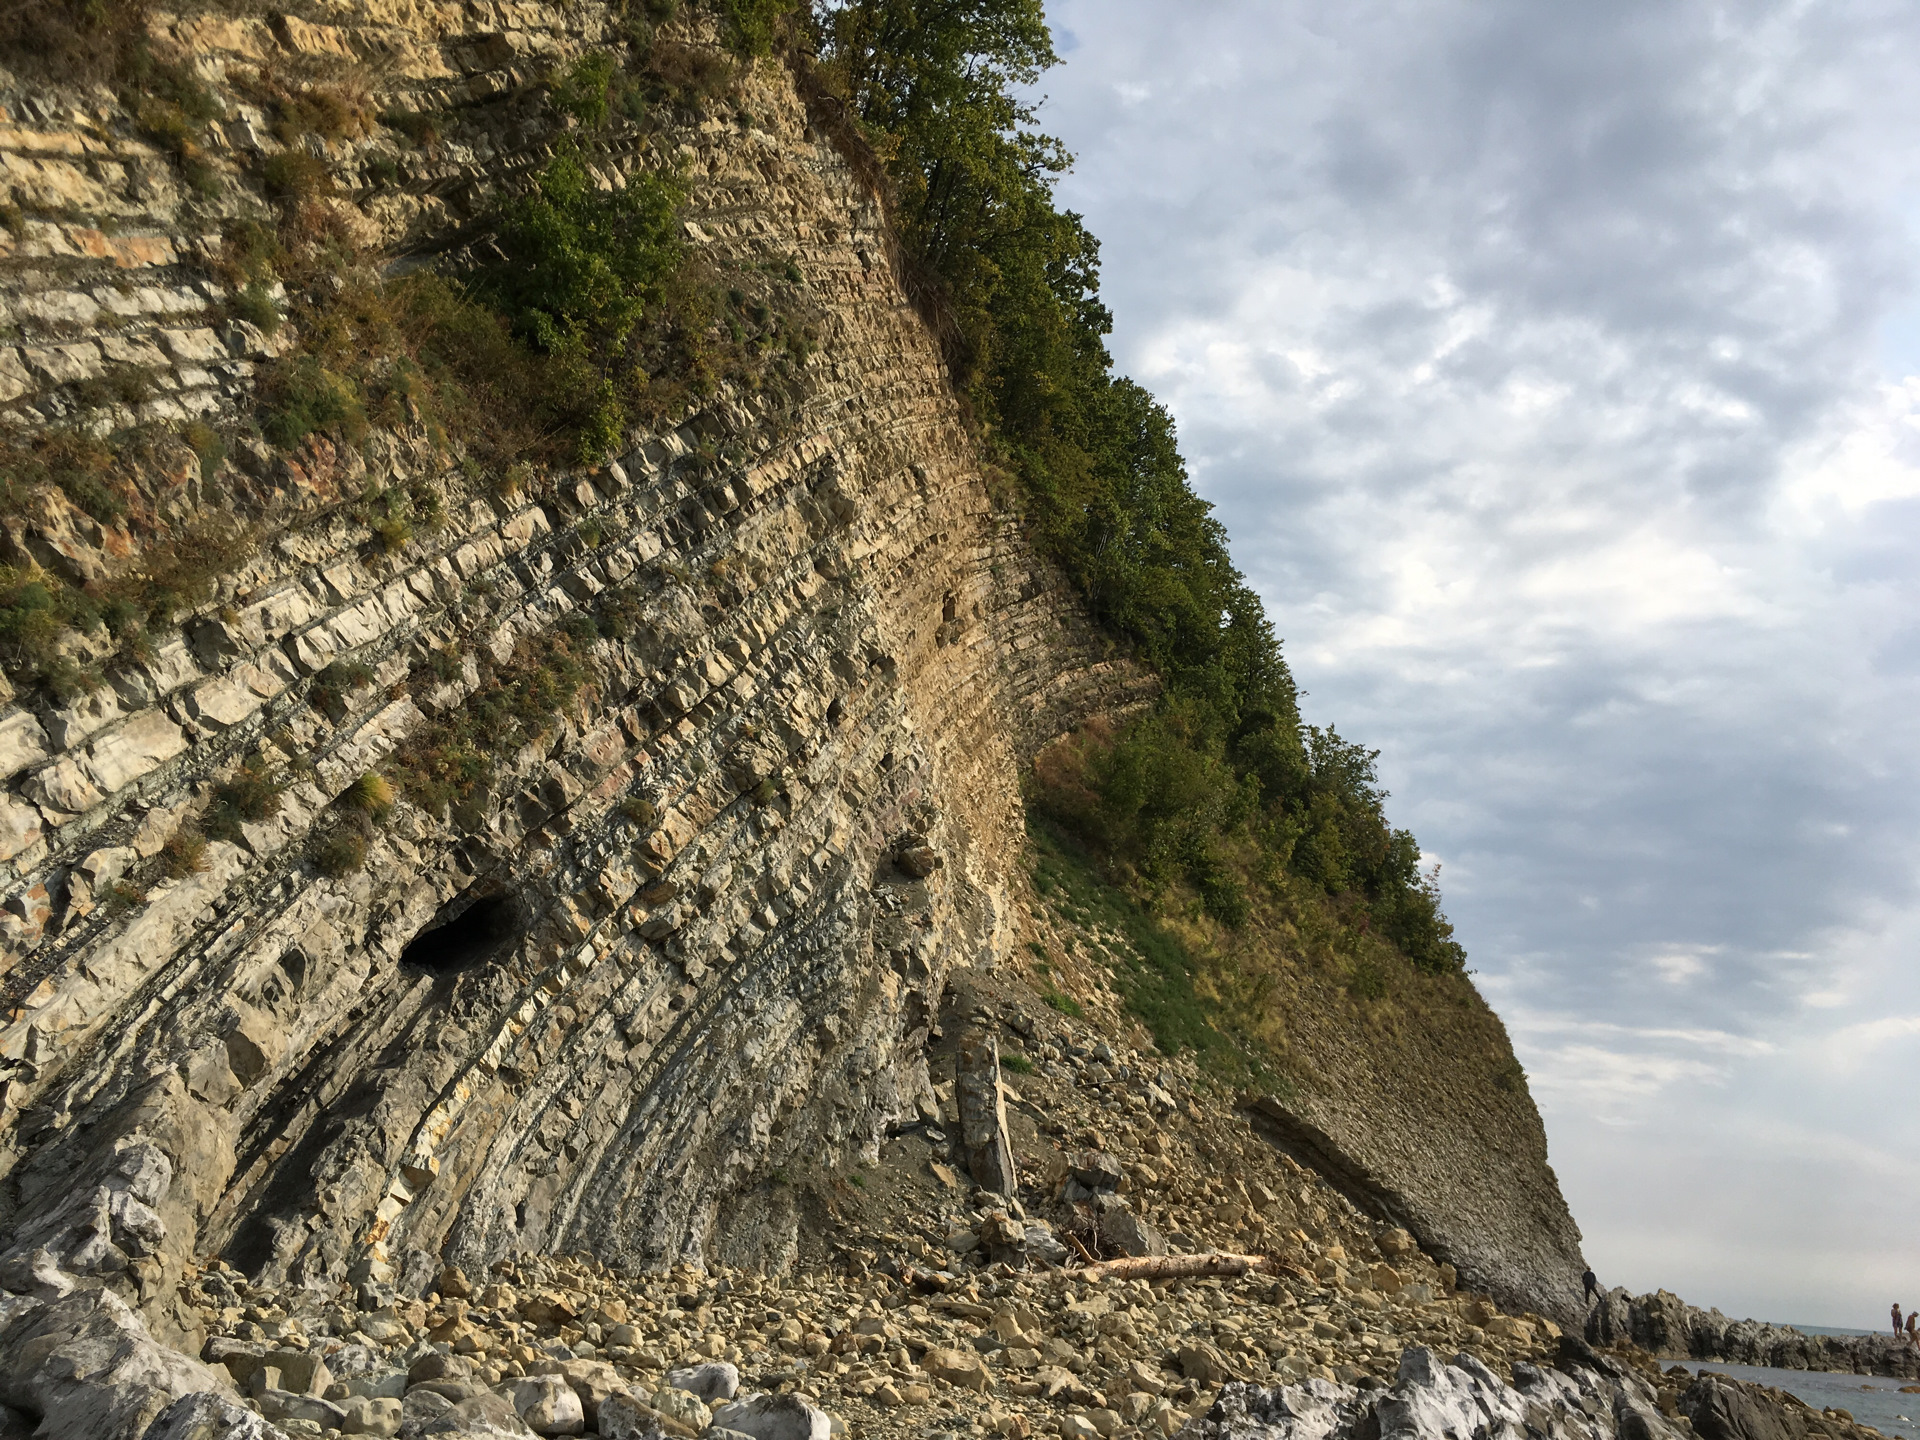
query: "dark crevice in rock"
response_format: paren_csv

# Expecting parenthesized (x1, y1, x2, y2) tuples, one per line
(399, 894, 522, 976)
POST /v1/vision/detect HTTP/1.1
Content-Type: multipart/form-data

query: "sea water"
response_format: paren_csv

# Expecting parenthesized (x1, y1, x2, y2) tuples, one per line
(1679, 1361, 1920, 1439)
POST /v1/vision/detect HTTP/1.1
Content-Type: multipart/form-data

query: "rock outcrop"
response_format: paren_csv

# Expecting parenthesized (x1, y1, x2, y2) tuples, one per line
(1588, 1288, 1919, 1379)
(0, 3, 1148, 1333)
(1183, 1342, 1891, 1440)
(1246, 1085, 1582, 1329)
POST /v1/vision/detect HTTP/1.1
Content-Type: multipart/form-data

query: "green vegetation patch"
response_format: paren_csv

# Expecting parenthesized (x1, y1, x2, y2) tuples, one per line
(203, 755, 286, 842)
(0, 426, 254, 700)
(1030, 817, 1253, 1078)
(818, 0, 1465, 980)
(390, 630, 595, 823)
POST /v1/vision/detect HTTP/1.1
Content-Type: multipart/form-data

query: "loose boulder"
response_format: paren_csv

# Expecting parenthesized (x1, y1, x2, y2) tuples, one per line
(665, 1362, 739, 1403)
(710, 1392, 835, 1440)
(505, 1376, 584, 1436)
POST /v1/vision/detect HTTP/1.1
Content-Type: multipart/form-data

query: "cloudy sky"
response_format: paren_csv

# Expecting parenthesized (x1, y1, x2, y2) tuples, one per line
(1035, 0, 1920, 1327)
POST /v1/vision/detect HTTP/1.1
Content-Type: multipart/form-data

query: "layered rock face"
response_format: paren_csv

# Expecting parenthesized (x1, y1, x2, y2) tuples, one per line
(0, 4, 1146, 1345)
(0, 0, 1584, 1416)
(1247, 1045, 1584, 1328)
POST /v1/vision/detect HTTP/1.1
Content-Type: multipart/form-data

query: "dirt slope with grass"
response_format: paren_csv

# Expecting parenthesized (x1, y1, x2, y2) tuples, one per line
(1018, 818, 1586, 1326)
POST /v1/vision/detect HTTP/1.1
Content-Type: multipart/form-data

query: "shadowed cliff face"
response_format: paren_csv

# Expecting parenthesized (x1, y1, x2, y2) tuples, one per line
(0, 0, 1579, 1360)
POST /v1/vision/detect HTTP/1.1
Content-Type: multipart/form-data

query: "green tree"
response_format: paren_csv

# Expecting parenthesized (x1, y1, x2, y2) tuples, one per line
(818, 0, 1466, 973)
(484, 145, 683, 459)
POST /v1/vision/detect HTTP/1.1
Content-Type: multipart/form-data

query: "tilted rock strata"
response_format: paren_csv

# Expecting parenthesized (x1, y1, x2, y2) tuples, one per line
(1245, 1083, 1584, 1330)
(0, 11, 1146, 1343)
(0, 0, 1583, 1429)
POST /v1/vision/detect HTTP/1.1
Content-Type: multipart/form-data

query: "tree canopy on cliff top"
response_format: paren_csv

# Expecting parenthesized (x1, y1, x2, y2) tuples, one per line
(812, 0, 1466, 975)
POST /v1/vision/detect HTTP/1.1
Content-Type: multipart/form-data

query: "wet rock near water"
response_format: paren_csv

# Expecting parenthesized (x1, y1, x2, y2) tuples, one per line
(1589, 1290, 1920, 1380)
(1180, 1342, 1895, 1440)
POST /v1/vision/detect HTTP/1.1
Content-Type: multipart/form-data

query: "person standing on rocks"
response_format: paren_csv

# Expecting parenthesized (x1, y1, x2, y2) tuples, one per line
(1907, 1312, 1918, 1344)
(1584, 1269, 1600, 1305)
(1894, 1302, 1905, 1337)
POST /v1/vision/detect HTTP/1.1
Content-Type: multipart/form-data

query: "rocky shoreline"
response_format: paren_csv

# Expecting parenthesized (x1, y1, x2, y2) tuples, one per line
(1187, 1341, 1890, 1440)
(1588, 1290, 1920, 1379)
(4, 960, 1901, 1440)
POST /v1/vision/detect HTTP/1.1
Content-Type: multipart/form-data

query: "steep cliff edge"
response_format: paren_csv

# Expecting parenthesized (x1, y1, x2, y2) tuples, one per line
(0, 0, 1157, 1322)
(0, 0, 1583, 1419)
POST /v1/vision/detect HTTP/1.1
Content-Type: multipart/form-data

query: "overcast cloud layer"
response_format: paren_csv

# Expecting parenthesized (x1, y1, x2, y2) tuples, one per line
(1035, 0, 1920, 1326)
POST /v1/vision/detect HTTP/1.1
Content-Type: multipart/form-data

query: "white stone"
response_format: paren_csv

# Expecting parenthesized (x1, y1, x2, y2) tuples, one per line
(0, 710, 50, 779)
(157, 327, 228, 364)
(508, 1374, 585, 1436)
(0, 793, 43, 862)
(182, 671, 265, 728)
(0, 348, 31, 402)
(84, 710, 189, 795)
(25, 756, 104, 815)
(711, 1393, 833, 1440)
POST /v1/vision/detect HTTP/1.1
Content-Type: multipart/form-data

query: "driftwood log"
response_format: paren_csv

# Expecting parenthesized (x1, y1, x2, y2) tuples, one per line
(1066, 1252, 1313, 1284)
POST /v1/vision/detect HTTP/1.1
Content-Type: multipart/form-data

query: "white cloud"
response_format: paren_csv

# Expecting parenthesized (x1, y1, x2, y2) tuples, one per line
(1042, 0, 1920, 1326)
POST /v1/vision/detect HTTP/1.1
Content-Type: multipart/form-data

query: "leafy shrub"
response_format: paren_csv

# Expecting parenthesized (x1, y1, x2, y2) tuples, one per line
(481, 146, 682, 459)
(310, 827, 369, 878)
(1041, 989, 1082, 1018)
(231, 282, 281, 336)
(310, 659, 376, 716)
(618, 796, 659, 827)
(1348, 958, 1387, 1002)
(713, 0, 795, 56)
(203, 756, 286, 841)
(218, 217, 283, 286)
(0, 567, 97, 700)
(560, 613, 599, 649)
(551, 50, 623, 129)
(136, 101, 196, 156)
(262, 355, 366, 449)
(263, 150, 330, 200)
(1001, 1052, 1035, 1075)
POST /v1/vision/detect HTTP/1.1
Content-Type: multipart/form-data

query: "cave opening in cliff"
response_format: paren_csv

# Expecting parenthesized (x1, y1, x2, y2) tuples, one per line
(401, 894, 521, 975)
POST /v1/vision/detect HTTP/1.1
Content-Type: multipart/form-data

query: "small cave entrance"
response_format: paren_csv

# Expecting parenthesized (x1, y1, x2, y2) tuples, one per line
(400, 894, 522, 976)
